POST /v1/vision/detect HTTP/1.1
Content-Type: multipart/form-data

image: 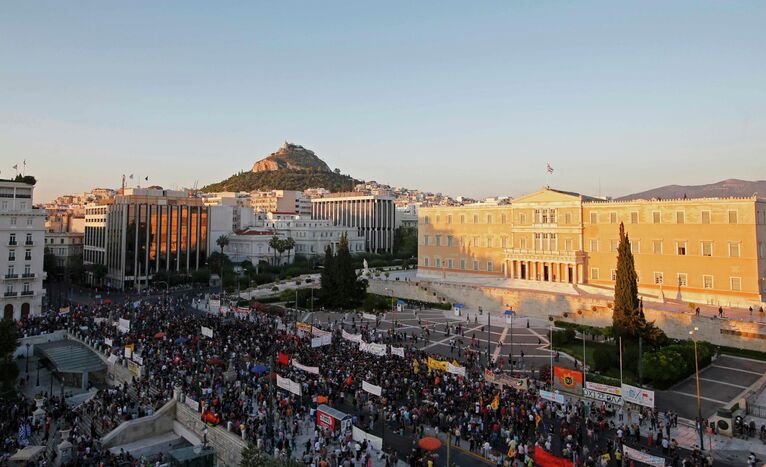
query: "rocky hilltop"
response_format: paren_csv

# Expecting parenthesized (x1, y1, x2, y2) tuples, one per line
(619, 179, 766, 200)
(252, 142, 331, 173)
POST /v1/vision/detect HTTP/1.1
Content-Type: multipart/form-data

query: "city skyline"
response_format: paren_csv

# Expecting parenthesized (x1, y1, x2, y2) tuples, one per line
(2, 1, 765, 202)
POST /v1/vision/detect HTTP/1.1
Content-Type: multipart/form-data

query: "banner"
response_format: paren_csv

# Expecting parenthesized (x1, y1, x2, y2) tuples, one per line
(623, 445, 665, 467)
(276, 375, 302, 396)
(534, 448, 574, 467)
(484, 369, 496, 383)
(553, 366, 583, 394)
(124, 346, 133, 359)
(311, 335, 332, 348)
(586, 381, 621, 396)
(185, 398, 200, 412)
(359, 342, 387, 356)
(311, 327, 331, 337)
(201, 326, 214, 338)
(342, 330, 363, 343)
(292, 360, 320, 375)
(362, 380, 382, 397)
(104, 338, 113, 347)
(296, 322, 313, 333)
(235, 306, 250, 314)
(118, 318, 130, 334)
(540, 390, 565, 404)
(494, 374, 529, 391)
(447, 362, 466, 377)
(132, 354, 144, 365)
(107, 354, 119, 364)
(127, 360, 142, 378)
(391, 346, 405, 358)
(427, 357, 448, 372)
(362, 313, 377, 320)
(352, 426, 383, 451)
(621, 383, 655, 408)
(583, 388, 623, 405)
(209, 299, 220, 309)
(59, 306, 70, 314)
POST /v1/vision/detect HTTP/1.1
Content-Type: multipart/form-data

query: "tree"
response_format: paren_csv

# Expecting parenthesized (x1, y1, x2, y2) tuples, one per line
(612, 222, 642, 340)
(44, 247, 60, 278)
(393, 226, 417, 259)
(319, 244, 337, 307)
(240, 444, 301, 467)
(269, 236, 282, 266)
(0, 318, 20, 395)
(216, 235, 230, 255)
(284, 237, 296, 265)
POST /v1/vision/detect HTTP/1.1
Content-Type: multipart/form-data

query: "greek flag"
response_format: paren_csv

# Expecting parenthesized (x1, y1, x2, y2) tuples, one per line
(546, 163, 554, 174)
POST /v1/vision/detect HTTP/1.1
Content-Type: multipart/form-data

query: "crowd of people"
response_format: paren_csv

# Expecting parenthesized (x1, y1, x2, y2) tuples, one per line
(2, 289, 715, 466)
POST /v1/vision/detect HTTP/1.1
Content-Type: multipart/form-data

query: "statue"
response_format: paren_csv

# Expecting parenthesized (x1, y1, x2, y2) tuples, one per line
(363, 259, 369, 277)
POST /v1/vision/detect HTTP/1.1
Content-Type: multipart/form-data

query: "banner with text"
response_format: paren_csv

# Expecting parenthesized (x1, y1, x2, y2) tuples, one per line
(391, 346, 405, 358)
(296, 322, 313, 333)
(360, 342, 387, 356)
(362, 380, 382, 397)
(362, 313, 377, 320)
(621, 384, 655, 408)
(292, 360, 320, 375)
(553, 366, 583, 395)
(201, 326, 214, 338)
(352, 426, 383, 451)
(117, 318, 130, 334)
(623, 445, 665, 467)
(276, 375, 302, 396)
(311, 335, 332, 348)
(540, 390, 566, 404)
(342, 330, 363, 344)
(311, 327, 331, 337)
(447, 362, 466, 377)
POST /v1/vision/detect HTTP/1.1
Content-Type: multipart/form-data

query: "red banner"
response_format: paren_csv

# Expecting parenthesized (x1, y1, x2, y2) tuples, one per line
(278, 352, 290, 366)
(534, 448, 573, 467)
(553, 366, 583, 394)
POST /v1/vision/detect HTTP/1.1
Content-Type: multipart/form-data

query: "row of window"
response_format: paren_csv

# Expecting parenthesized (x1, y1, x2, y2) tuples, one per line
(4, 283, 32, 294)
(588, 239, 757, 258)
(7, 249, 33, 261)
(5, 265, 33, 276)
(0, 201, 31, 211)
(422, 256, 494, 272)
(45, 237, 81, 245)
(590, 268, 743, 291)
(589, 209, 739, 225)
(7, 233, 33, 244)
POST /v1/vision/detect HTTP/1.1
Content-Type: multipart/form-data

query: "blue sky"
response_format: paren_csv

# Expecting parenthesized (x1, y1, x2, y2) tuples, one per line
(1, 1, 764, 202)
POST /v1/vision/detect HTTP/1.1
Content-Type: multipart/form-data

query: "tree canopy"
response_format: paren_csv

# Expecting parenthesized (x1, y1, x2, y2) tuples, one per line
(319, 234, 367, 309)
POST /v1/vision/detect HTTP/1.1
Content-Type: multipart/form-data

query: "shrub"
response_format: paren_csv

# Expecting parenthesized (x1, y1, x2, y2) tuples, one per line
(552, 328, 576, 346)
(592, 348, 612, 372)
(271, 286, 279, 292)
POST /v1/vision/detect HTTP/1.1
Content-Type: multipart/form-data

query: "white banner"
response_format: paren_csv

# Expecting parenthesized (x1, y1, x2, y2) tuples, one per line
(540, 390, 565, 404)
(117, 318, 130, 334)
(342, 330, 363, 343)
(390, 346, 405, 358)
(447, 362, 466, 377)
(311, 327, 331, 337)
(362, 313, 377, 320)
(621, 383, 655, 408)
(586, 381, 621, 396)
(359, 342, 387, 356)
(352, 426, 383, 451)
(104, 338, 113, 347)
(107, 354, 119, 364)
(124, 347, 132, 359)
(185, 398, 200, 412)
(292, 360, 320, 375)
(583, 388, 624, 405)
(362, 380, 382, 397)
(623, 445, 665, 467)
(311, 335, 332, 348)
(276, 375, 302, 396)
(132, 354, 144, 365)
(209, 299, 220, 309)
(201, 326, 214, 338)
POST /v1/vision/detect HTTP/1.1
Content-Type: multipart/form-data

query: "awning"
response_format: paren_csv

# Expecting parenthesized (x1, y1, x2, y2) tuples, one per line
(35, 340, 106, 374)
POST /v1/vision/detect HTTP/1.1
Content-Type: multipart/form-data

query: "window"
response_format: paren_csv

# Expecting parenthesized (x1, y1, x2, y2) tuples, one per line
(501, 237, 507, 248)
(460, 259, 466, 270)
(654, 272, 664, 285)
(610, 212, 617, 224)
(473, 215, 479, 224)
(423, 257, 429, 267)
(26, 217, 32, 225)
(447, 259, 453, 269)
(703, 275, 713, 289)
(9, 233, 16, 244)
(653, 212, 661, 224)
(520, 238, 527, 249)
(610, 240, 618, 252)
(550, 209, 556, 223)
(447, 215, 452, 224)
(728, 210, 738, 224)
(487, 261, 493, 272)
(534, 210, 541, 224)
(423, 216, 429, 224)
(590, 268, 600, 280)
(24, 249, 31, 261)
(535, 233, 542, 251)
(501, 214, 507, 224)
(730, 277, 742, 291)
(611, 269, 617, 281)
(435, 258, 442, 268)
(473, 260, 479, 271)
(630, 212, 639, 224)
(589, 240, 599, 252)
(653, 240, 663, 254)
(435, 235, 441, 246)
(541, 210, 548, 224)
(590, 212, 597, 224)
(10, 217, 16, 225)
(565, 239, 572, 251)
(565, 213, 572, 224)
(486, 237, 492, 248)
(701, 211, 711, 224)
(447, 236, 453, 247)
(677, 273, 688, 287)
(423, 235, 429, 246)
(519, 213, 526, 224)
(473, 236, 479, 247)
(701, 241, 713, 257)
(676, 242, 687, 256)
(729, 243, 740, 258)
(487, 215, 492, 224)
(676, 211, 685, 224)
(631, 241, 640, 254)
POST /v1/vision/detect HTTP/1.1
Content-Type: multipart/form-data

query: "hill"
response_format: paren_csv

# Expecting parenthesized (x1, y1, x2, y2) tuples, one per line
(202, 142, 359, 193)
(619, 179, 766, 200)
(252, 142, 331, 173)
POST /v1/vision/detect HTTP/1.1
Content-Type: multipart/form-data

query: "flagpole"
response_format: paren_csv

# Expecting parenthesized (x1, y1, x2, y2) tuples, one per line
(619, 336, 623, 387)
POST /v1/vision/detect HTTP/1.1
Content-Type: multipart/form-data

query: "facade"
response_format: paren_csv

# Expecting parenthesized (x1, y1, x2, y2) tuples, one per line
(225, 212, 365, 265)
(395, 204, 419, 228)
(45, 213, 84, 270)
(311, 192, 396, 253)
(1, 179, 46, 320)
(84, 188, 209, 289)
(251, 190, 311, 216)
(202, 192, 253, 231)
(418, 187, 766, 307)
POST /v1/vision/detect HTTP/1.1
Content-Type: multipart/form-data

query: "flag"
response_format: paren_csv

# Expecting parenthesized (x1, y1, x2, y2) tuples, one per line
(553, 366, 584, 394)
(491, 393, 500, 410)
(546, 163, 554, 174)
(12, 164, 18, 170)
(277, 352, 289, 366)
(129, 174, 134, 179)
(344, 375, 353, 386)
(145, 176, 149, 181)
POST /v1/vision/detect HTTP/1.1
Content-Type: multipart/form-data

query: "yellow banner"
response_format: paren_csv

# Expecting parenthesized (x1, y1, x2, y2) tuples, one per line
(427, 357, 448, 372)
(295, 322, 313, 333)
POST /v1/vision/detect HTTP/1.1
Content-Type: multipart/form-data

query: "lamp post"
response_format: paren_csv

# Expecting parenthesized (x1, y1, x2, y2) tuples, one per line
(690, 327, 705, 450)
(25, 343, 30, 375)
(36, 360, 40, 387)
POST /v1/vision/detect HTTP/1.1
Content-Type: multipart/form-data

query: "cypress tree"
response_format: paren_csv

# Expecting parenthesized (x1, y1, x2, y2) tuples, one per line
(319, 244, 337, 308)
(613, 222, 641, 340)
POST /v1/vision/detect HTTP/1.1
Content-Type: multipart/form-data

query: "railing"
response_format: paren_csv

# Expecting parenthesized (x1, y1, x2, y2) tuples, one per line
(21, 290, 33, 296)
(746, 400, 766, 418)
(22, 273, 35, 278)
(4, 274, 18, 279)
(8, 240, 17, 246)
(25, 240, 33, 246)
(4, 291, 17, 297)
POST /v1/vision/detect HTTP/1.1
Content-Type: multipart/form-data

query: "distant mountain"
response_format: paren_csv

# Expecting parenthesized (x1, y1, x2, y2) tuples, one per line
(202, 142, 359, 193)
(619, 179, 766, 200)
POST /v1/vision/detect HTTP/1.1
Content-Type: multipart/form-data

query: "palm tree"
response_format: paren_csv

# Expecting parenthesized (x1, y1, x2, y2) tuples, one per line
(216, 235, 230, 255)
(269, 236, 281, 266)
(284, 237, 296, 265)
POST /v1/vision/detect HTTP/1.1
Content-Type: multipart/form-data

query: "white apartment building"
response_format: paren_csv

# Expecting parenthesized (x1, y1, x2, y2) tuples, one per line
(202, 192, 253, 231)
(250, 190, 311, 216)
(311, 192, 396, 253)
(225, 213, 365, 265)
(45, 213, 84, 270)
(1, 179, 46, 320)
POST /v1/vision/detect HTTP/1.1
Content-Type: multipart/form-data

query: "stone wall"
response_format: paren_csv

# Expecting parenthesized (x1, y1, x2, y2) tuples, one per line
(175, 401, 246, 466)
(101, 399, 177, 449)
(15, 330, 68, 358)
(371, 279, 766, 352)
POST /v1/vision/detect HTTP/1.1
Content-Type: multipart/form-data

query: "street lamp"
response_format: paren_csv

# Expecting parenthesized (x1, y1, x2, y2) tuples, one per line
(690, 327, 705, 450)
(25, 343, 30, 375)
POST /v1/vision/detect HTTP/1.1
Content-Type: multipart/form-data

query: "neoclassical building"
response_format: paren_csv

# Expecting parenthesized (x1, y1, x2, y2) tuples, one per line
(418, 188, 766, 308)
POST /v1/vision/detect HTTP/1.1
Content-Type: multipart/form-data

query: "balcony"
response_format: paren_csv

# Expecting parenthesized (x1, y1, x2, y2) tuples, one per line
(20, 290, 33, 296)
(4, 274, 19, 279)
(3, 292, 17, 297)
(22, 273, 35, 278)
(25, 240, 33, 246)
(8, 240, 17, 246)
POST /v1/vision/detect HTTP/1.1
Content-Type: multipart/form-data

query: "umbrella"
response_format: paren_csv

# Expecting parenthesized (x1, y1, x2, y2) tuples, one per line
(207, 356, 225, 366)
(154, 332, 166, 339)
(175, 337, 189, 344)
(250, 364, 268, 374)
(418, 437, 441, 451)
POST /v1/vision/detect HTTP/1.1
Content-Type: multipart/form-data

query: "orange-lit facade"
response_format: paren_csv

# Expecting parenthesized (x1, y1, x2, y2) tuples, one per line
(418, 188, 766, 307)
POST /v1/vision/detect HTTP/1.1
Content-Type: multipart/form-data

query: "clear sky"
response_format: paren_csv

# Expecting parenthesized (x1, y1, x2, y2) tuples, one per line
(1, 1, 764, 202)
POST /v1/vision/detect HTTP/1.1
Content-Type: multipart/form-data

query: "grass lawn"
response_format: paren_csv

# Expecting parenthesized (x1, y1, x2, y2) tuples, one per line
(554, 339, 638, 385)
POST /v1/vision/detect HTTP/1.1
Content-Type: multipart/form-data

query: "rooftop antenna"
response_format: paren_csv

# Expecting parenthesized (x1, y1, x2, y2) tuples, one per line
(598, 178, 602, 197)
